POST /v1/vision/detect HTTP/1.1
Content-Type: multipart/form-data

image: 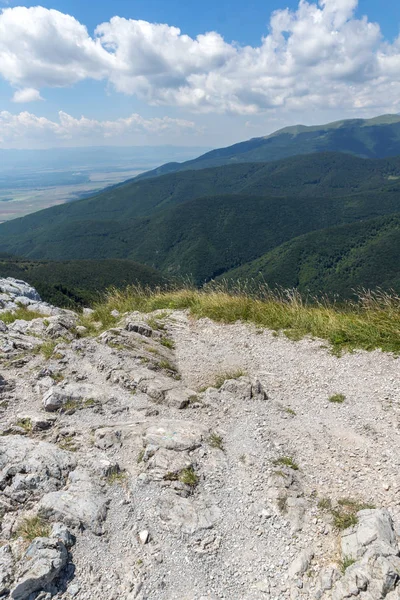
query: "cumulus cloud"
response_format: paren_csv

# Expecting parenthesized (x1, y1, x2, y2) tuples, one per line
(0, 110, 198, 147)
(12, 88, 43, 103)
(0, 1, 400, 115)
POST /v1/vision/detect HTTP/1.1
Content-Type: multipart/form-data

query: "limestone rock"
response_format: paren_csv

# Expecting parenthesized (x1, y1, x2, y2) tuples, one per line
(0, 544, 15, 596)
(159, 494, 221, 535)
(0, 437, 76, 505)
(0, 278, 41, 302)
(164, 388, 197, 409)
(143, 419, 208, 451)
(333, 509, 400, 600)
(10, 537, 68, 600)
(288, 548, 314, 578)
(42, 383, 104, 412)
(38, 468, 108, 534)
(341, 509, 397, 560)
(125, 322, 153, 337)
(51, 523, 75, 549)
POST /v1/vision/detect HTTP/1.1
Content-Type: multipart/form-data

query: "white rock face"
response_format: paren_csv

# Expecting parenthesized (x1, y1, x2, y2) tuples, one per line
(0, 437, 76, 505)
(0, 277, 66, 318)
(10, 537, 68, 600)
(38, 468, 109, 535)
(0, 278, 41, 302)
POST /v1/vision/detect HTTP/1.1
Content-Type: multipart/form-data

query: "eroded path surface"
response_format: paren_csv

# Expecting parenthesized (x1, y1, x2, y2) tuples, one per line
(1, 282, 400, 600)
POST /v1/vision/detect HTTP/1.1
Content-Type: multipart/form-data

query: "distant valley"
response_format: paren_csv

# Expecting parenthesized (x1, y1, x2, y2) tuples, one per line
(0, 145, 210, 221)
(1, 114, 400, 300)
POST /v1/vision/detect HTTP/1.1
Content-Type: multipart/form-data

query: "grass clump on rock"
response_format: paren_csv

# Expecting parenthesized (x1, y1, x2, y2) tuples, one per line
(15, 418, 32, 434)
(0, 307, 47, 324)
(332, 498, 376, 530)
(164, 466, 199, 488)
(208, 432, 224, 451)
(329, 393, 346, 404)
(16, 516, 50, 542)
(273, 456, 299, 471)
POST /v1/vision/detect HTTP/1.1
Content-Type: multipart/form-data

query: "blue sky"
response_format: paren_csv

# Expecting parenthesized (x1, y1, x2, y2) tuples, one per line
(0, 0, 400, 148)
(5, 0, 400, 44)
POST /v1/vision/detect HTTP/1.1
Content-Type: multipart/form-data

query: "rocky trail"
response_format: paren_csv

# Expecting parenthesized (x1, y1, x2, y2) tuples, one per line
(0, 278, 399, 600)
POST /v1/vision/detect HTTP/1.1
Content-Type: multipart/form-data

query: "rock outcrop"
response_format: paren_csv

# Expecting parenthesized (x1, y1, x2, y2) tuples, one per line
(0, 278, 399, 600)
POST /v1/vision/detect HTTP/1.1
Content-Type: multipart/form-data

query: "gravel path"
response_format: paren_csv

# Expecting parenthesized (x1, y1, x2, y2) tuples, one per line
(171, 312, 400, 517)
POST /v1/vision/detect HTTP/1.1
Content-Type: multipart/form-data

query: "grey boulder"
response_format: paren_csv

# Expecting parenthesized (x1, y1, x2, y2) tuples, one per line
(10, 537, 68, 600)
(38, 468, 108, 535)
(0, 437, 76, 505)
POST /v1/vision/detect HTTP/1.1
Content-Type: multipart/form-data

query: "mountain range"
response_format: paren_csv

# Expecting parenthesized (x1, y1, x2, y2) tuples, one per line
(0, 114, 399, 300)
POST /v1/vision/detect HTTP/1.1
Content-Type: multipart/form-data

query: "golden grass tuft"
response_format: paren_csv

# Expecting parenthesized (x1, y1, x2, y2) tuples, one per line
(79, 283, 400, 354)
(15, 516, 50, 542)
(1, 307, 47, 324)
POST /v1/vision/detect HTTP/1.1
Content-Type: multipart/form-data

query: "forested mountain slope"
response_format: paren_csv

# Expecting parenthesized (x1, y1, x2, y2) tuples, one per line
(0, 256, 167, 307)
(222, 214, 400, 296)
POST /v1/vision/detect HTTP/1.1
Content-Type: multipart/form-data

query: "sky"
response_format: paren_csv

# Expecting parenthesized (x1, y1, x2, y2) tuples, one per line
(0, 0, 400, 149)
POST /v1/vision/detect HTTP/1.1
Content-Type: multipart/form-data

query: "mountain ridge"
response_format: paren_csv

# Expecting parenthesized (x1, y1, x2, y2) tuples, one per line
(136, 113, 400, 180)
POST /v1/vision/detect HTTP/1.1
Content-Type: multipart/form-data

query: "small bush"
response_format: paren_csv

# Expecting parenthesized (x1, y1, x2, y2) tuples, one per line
(16, 516, 50, 542)
(33, 340, 57, 360)
(213, 369, 246, 389)
(159, 360, 179, 376)
(208, 433, 224, 451)
(329, 394, 346, 404)
(106, 471, 127, 485)
(273, 456, 299, 471)
(165, 467, 199, 487)
(83, 398, 97, 408)
(179, 466, 199, 488)
(318, 497, 332, 511)
(58, 435, 78, 452)
(15, 418, 32, 434)
(147, 316, 166, 331)
(332, 498, 375, 530)
(340, 556, 356, 573)
(160, 337, 175, 350)
(62, 399, 79, 412)
(51, 372, 64, 383)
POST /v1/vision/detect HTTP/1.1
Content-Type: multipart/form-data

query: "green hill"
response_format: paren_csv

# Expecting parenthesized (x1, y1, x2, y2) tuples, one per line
(0, 257, 167, 308)
(0, 149, 399, 295)
(222, 215, 400, 296)
(137, 114, 400, 178)
(1, 152, 400, 257)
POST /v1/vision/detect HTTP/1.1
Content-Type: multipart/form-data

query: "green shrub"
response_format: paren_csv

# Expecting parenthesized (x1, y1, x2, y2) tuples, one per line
(273, 456, 299, 470)
(329, 394, 346, 404)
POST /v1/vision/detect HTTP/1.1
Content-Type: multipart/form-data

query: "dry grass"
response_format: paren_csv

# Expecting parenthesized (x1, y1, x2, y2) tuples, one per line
(208, 432, 224, 450)
(1, 306, 47, 324)
(79, 283, 400, 354)
(15, 516, 50, 542)
(332, 498, 375, 530)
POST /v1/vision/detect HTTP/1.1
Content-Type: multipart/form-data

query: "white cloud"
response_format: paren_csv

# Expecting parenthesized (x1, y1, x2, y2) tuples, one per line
(0, 1, 400, 115)
(0, 110, 199, 147)
(12, 88, 43, 103)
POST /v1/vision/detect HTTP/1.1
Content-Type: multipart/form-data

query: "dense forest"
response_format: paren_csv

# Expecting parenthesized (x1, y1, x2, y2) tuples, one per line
(0, 256, 167, 308)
